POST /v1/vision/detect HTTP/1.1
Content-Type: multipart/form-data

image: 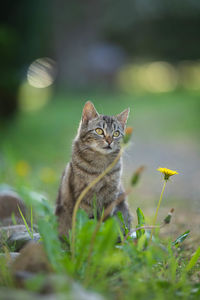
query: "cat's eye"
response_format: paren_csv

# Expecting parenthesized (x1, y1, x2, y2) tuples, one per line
(95, 128, 104, 135)
(113, 131, 120, 137)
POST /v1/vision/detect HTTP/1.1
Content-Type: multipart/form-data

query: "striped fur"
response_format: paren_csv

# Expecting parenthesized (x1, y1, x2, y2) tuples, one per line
(55, 101, 132, 236)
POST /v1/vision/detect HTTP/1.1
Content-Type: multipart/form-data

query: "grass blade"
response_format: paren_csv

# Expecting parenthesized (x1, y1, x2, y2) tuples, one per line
(30, 205, 34, 236)
(18, 205, 33, 239)
(136, 207, 145, 239)
(186, 246, 200, 272)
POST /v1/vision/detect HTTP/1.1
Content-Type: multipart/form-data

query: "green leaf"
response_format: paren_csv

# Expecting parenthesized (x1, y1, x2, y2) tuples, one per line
(131, 173, 139, 186)
(30, 205, 34, 237)
(137, 234, 147, 251)
(137, 207, 145, 226)
(136, 207, 145, 239)
(186, 246, 200, 272)
(131, 166, 145, 187)
(76, 209, 90, 231)
(38, 216, 63, 272)
(172, 230, 190, 246)
(117, 211, 129, 236)
(18, 205, 33, 239)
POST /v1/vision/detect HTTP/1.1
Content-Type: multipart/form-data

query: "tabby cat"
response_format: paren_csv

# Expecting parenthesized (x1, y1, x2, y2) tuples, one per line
(55, 101, 132, 236)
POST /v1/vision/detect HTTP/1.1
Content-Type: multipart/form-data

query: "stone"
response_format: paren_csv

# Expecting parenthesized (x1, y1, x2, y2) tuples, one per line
(1, 274, 105, 299)
(0, 252, 20, 261)
(0, 190, 26, 226)
(0, 288, 59, 300)
(0, 224, 40, 251)
(12, 242, 52, 274)
(6, 231, 40, 251)
(0, 224, 34, 240)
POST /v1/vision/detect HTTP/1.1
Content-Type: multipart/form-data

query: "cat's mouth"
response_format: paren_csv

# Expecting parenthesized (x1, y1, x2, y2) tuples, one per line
(103, 145, 112, 150)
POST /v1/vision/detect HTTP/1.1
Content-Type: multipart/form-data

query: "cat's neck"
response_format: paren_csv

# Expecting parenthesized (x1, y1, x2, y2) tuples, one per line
(72, 139, 121, 171)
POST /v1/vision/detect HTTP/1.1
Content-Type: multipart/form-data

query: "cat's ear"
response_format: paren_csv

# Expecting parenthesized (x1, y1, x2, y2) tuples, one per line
(116, 108, 130, 128)
(82, 101, 99, 123)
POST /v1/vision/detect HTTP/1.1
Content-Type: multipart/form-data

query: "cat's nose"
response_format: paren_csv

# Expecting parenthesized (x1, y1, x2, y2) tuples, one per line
(106, 136, 112, 145)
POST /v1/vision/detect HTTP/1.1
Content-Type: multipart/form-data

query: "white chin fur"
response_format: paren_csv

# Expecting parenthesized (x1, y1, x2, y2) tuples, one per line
(90, 143, 114, 155)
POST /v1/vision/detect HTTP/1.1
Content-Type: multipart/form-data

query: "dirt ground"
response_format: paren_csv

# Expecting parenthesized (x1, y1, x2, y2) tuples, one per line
(123, 135, 200, 246)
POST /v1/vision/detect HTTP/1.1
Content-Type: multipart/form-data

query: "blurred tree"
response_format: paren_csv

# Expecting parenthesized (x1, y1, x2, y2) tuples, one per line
(0, 0, 51, 120)
(103, 0, 200, 60)
(1, 0, 200, 116)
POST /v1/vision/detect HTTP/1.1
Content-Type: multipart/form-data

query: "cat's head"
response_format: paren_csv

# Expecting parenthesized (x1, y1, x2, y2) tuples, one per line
(78, 101, 130, 154)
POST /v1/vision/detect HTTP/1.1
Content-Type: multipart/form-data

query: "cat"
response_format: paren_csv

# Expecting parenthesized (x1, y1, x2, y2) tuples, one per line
(55, 101, 132, 237)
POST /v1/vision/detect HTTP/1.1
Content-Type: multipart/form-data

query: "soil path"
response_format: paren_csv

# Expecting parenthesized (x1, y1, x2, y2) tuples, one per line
(123, 136, 200, 212)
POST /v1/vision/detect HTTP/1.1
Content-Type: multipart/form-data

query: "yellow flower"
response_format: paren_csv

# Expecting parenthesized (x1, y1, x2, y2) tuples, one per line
(157, 167, 179, 181)
(15, 160, 31, 177)
(39, 167, 56, 183)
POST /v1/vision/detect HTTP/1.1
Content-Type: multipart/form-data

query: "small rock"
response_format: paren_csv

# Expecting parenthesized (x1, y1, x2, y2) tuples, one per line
(0, 224, 34, 240)
(0, 224, 39, 251)
(42, 275, 105, 299)
(0, 252, 20, 261)
(12, 242, 52, 275)
(7, 231, 40, 251)
(70, 282, 105, 300)
(0, 190, 26, 226)
(0, 287, 59, 300)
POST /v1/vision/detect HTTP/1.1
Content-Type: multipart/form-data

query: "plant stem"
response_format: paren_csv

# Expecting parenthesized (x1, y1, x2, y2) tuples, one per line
(30, 205, 34, 236)
(71, 148, 123, 260)
(84, 191, 127, 285)
(150, 180, 167, 243)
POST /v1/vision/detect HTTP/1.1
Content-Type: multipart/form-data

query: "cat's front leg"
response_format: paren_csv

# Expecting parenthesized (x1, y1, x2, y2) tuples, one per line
(55, 204, 73, 237)
(113, 194, 132, 233)
(55, 163, 74, 237)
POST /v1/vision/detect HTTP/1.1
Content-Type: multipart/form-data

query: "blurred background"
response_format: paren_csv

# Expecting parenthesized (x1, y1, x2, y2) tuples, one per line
(0, 0, 200, 234)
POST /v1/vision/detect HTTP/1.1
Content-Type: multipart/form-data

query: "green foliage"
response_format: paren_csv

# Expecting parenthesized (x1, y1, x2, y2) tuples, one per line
(186, 246, 200, 272)
(0, 256, 14, 287)
(0, 189, 200, 299)
(17, 204, 34, 239)
(172, 230, 190, 247)
(117, 211, 129, 236)
(136, 207, 146, 239)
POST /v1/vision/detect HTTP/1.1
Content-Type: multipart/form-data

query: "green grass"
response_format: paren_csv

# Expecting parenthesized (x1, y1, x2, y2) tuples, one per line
(1, 195, 200, 299)
(1, 90, 200, 202)
(0, 90, 200, 298)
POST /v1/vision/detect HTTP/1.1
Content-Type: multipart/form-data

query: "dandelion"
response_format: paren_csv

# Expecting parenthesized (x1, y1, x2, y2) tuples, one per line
(15, 160, 30, 177)
(150, 167, 178, 243)
(157, 167, 179, 181)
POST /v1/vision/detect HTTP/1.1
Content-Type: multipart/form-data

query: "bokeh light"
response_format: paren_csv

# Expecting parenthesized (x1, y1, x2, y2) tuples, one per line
(27, 57, 57, 88)
(178, 60, 200, 91)
(18, 57, 57, 112)
(15, 160, 31, 177)
(39, 167, 56, 183)
(142, 62, 178, 93)
(117, 61, 178, 93)
(18, 81, 52, 112)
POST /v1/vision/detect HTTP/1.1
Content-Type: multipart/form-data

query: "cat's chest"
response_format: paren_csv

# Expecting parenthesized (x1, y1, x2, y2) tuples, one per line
(78, 169, 120, 200)
(76, 165, 120, 188)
